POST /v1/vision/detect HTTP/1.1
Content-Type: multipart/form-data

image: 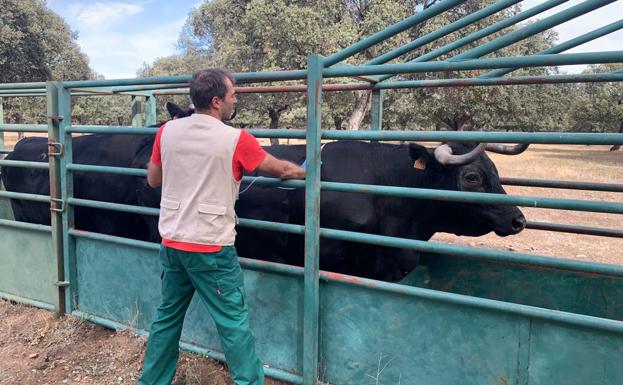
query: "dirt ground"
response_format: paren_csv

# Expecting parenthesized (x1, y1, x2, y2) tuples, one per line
(0, 299, 288, 385)
(0, 139, 622, 384)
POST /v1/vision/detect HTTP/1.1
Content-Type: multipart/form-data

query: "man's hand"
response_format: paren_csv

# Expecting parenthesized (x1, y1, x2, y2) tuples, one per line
(257, 154, 306, 180)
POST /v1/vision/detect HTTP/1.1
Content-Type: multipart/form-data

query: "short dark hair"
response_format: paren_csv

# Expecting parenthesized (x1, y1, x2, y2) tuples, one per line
(189, 68, 235, 110)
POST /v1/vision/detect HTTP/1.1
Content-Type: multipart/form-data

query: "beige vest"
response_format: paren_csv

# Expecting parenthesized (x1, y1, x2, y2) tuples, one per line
(158, 114, 241, 245)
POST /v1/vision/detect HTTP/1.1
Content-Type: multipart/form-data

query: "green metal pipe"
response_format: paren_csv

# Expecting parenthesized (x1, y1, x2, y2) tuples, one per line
(0, 124, 48, 132)
(500, 177, 623, 192)
(0, 190, 50, 202)
(525, 221, 623, 239)
(0, 159, 49, 169)
(303, 54, 323, 385)
(246, 129, 623, 144)
(0, 292, 57, 311)
(0, 219, 51, 232)
(450, 0, 616, 61)
(69, 229, 160, 251)
(323, 0, 467, 67)
(0, 93, 46, 98)
(321, 270, 623, 334)
(375, 0, 572, 81)
(376, 72, 623, 89)
(368, 0, 522, 65)
(62, 70, 308, 89)
(68, 198, 159, 216)
(67, 163, 146, 176)
(66, 125, 157, 134)
(324, 51, 623, 78)
(0, 89, 46, 95)
(318, 227, 623, 278)
(0, 82, 46, 90)
(481, 18, 623, 78)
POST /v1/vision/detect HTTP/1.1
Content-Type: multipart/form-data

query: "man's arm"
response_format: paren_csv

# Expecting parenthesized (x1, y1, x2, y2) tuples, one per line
(147, 162, 162, 187)
(257, 153, 306, 180)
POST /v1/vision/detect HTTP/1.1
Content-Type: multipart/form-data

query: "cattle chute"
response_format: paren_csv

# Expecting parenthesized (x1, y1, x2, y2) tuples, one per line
(1, 1, 623, 384)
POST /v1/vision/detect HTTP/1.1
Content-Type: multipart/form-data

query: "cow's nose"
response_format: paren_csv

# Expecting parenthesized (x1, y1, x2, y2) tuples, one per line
(511, 215, 526, 233)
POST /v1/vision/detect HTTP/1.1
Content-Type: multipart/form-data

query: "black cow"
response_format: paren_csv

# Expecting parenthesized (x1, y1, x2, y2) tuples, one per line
(0, 102, 193, 239)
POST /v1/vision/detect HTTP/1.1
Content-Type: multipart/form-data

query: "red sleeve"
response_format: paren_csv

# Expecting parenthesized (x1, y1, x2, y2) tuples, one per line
(232, 130, 267, 181)
(150, 123, 166, 166)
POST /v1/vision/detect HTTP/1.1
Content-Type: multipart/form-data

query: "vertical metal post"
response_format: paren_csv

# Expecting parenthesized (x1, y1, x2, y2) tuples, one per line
(131, 96, 143, 127)
(0, 97, 4, 150)
(304, 54, 323, 385)
(47, 82, 65, 314)
(145, 94, 157, 126)
(57, 83, 77, 313)
(370, 89, 383, 131)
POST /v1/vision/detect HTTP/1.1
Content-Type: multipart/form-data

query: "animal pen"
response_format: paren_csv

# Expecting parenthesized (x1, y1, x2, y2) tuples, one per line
(1, 0, 623, 384)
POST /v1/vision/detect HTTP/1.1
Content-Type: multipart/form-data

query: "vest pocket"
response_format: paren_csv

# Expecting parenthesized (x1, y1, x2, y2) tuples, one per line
(160, 198, 180, 226)
(197, 203, 227, 235)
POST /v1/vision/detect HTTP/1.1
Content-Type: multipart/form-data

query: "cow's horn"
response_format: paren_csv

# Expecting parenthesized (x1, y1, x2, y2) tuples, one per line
(434, 143, 486, 166)
(485, 143, 529, 155)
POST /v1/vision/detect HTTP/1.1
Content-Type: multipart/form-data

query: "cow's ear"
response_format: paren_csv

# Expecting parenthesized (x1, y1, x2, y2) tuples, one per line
(166, 102, 184, 119)
(408, 143, 433, 170)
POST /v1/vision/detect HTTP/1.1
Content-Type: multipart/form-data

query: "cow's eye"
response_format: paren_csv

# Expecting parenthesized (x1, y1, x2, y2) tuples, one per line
(465, 172, 481, 184)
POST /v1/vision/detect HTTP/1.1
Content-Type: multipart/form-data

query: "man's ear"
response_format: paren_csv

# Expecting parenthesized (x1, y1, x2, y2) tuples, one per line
(408, 143, 434, 170)
(166, 102, 184, 119)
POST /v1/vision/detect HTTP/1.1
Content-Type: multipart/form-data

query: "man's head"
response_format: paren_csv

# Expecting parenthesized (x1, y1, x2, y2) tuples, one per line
(190, 68, 237, 121)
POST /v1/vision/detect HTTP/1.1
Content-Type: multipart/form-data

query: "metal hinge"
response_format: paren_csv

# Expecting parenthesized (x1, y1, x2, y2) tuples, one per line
(48, 142, 63, 156)
(50, 198, 66, 213)
(55, 281, 69, 287)
(48, 115, 64, 122)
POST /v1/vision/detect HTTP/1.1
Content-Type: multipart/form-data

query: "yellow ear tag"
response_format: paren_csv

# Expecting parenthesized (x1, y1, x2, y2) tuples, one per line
(414, 159, 427, 170)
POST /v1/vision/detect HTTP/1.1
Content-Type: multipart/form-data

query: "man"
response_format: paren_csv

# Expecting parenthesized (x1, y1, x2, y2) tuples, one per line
(138, 68, 305, 385)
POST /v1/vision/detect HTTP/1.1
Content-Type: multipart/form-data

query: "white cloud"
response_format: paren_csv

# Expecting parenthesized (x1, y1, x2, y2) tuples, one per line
(77, 17, 186, 79)
(67, 2, 144, 29)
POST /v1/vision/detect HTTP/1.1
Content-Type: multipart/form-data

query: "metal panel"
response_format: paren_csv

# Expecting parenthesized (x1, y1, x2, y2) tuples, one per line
(414, 254, 623, 321)
(0, 224, 55, 307)
(73, 237, 304, 374)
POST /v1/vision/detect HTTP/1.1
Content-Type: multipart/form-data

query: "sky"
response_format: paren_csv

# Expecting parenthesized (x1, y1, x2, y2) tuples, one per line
(47, 0, 623, 80)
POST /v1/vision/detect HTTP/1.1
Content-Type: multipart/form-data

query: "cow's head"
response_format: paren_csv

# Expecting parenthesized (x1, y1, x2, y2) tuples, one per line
(408, 142, 526, 237)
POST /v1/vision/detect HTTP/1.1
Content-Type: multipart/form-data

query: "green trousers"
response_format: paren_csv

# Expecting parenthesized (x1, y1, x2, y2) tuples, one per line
(138, 245, 264, 385)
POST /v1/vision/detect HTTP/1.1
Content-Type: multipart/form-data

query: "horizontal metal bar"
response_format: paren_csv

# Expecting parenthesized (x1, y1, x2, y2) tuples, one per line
(501, 177, 623, 192)
(377, 72, 623, 89)
(66, 125, 158, 134)
(324, 51, 623, 78)
(0, 82, 46, 90)
(319, 226, 623, 277)
(68, 198, 159, 216)
(0, 150, 11, 154)
(0, 93, 46, 98)
(0, 159, 49, 169)
(0, 190, 50, 202)
(369, 0, 522, 65)
(0, 124, 48, 132)
(69, 229, 159, 250)
(321, 270, 623, 334)
(62, 70, 308, 89)
(244, 175, 623, 214)
(0, 292, 56, 311)
(67, 163, 146, 176)
(0, 219, 51, 232)
(526, 221, 623, 239)
(324, 0, 466, 67)
(247, 129, 623, 144)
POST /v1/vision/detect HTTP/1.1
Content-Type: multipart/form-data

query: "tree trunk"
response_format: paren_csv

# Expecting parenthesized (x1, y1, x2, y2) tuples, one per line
(333, 115, 343, 130)
(268, 108, 281, 146)
(346, 90, 371, 130)
(610, 119, 623, 151)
